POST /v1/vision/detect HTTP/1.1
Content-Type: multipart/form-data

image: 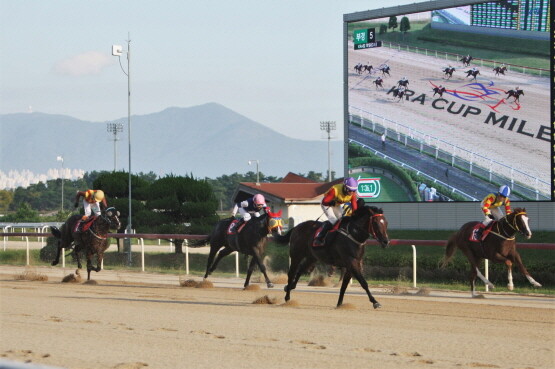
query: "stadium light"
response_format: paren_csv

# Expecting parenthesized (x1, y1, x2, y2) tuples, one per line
(106, 122, 123, 171)
(56, 155, 64, 211)
(320, 121, 336, 182)
(248, 160, 260, 185)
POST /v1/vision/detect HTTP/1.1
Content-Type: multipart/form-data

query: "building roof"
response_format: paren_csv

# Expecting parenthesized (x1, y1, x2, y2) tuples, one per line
(234, 173, 343, 202)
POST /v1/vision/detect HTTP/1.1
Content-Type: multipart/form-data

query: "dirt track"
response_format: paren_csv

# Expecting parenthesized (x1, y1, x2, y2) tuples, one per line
(1, 266, 554, 369)
(348, 42, 550, 193)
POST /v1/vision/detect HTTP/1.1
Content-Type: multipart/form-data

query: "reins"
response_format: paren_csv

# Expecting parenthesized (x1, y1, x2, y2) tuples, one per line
(338, 212, 384, 247)
(489, 212, 526, 241)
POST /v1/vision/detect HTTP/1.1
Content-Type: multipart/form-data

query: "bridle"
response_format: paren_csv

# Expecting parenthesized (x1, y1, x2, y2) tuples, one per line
(339, 211, 385, 247)
(88, 207, 120, 240)
(490, 211, 527, 240)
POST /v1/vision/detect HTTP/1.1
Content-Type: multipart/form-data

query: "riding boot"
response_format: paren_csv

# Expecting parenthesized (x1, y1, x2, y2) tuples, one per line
(313, 221, 332, 247)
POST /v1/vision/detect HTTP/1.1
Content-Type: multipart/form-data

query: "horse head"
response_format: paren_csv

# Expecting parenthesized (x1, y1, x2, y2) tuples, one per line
(266, 209, 283, 235)
(101, 207, 121, 231)
(508, 208, 532, 239)
(367, 206, 390, 248)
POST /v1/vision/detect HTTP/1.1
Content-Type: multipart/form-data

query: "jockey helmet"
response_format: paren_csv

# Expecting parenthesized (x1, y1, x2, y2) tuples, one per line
(253, 194, 266, 206)
(498, 185, 510, 197)
(343, 177, 358, 192)
(93, 190, 105, 202)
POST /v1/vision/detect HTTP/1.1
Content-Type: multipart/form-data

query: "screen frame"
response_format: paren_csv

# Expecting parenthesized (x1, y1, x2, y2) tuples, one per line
(342, 0, 554, 202)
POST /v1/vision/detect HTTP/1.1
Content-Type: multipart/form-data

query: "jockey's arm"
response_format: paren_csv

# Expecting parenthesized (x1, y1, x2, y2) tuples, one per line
(481, 194, 495, 216)
(321, 188, 337, 207)
(504, 198, 512, 215)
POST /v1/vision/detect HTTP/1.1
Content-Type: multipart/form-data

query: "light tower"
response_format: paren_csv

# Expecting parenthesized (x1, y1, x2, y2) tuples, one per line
(107, 123, 123, 171)
(320, 121, 336, 182)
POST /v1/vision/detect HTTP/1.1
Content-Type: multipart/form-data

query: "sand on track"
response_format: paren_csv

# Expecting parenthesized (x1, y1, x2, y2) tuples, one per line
(1, 266, 554, 369)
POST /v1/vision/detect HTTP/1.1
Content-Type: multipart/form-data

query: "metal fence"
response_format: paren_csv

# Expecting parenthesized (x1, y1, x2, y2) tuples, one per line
(381, 41, 549, 77)
(349, 106, 550, 201)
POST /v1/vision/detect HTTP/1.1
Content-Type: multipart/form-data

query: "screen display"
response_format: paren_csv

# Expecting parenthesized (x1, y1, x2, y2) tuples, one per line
(345, 0, 552, 203)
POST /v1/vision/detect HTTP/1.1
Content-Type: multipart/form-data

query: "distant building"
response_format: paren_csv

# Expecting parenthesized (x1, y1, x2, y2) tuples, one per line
(232, 172, 342, 229)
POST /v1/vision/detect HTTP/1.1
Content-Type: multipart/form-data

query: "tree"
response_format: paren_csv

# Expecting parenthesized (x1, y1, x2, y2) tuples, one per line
(400, 16, 411, 39)
(142, 174, 219, 253)
(388, 16, 398, 32)
(2, 202, 40, 222)
(0, 190, 13, 213)
(379, 24, 388, 35)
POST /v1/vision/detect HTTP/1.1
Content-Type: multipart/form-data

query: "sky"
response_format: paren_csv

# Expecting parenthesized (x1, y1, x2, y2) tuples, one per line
(0, 0, 416, 143)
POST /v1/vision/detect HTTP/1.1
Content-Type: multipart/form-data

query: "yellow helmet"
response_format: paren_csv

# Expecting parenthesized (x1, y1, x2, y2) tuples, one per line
(94, 190, 105, 202)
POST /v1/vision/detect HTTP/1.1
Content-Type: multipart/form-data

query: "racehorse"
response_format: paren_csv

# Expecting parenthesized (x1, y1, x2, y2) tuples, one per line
(442, 67, 455, 79)
(460, 55, 473, 67)
(274, 200, 390, 308)
(493, 66, 507, 76)
(378, 65, 390, 77)
(397, 79, 409, 88)
(432, 86, 446, 97)
(392, 87, 405, 102)
(200, 210, 283, 288)
(354, 63, 363, 75)
(441, 208, 541, 297)
(51, 207, 121, 281)
(506, 89, 523, 102)
(362, 64, 373, 74)
(373, 77, 384, 89)
(465, 69, 480, 80)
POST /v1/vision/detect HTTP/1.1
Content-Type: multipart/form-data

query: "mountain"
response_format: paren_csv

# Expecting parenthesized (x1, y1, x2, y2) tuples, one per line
(0, 103, 343, 179)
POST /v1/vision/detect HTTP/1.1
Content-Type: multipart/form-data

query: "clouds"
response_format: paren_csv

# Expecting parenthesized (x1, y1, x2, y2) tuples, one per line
(53, 51, 113, 76)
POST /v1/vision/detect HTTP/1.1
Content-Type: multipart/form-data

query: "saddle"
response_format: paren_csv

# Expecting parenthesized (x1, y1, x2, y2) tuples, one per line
(469, 222, 494, 242)
(311, 220, 342, 248)
(73, 216, 97, 233)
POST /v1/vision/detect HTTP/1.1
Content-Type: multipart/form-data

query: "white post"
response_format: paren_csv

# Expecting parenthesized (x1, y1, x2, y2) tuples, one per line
(185, 245, 189, 275)
(235, 251, 239, 278)
(25, 236, 29, 266)
(485, 259, 489, 292)
(62, 248, 65, 268)
(412, 245, 417, 288)
(140, 238, 145, 272)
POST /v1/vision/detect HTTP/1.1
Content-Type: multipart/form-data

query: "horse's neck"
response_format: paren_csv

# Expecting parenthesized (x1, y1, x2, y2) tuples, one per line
(496, 217, 516, 238)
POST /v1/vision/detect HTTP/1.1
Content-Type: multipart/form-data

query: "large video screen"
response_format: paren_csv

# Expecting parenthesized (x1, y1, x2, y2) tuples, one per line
(344, 0, 552, 203)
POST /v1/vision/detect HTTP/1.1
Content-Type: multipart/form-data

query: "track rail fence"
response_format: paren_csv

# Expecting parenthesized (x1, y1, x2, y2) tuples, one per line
(2, 232, 553, 289)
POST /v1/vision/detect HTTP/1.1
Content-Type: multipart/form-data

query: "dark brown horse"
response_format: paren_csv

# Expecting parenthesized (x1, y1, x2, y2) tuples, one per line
(274, 200, 390, 308)
(51, 207, 121, 280)
(200, 210, 283, 288)
(441, 208, 541, 297)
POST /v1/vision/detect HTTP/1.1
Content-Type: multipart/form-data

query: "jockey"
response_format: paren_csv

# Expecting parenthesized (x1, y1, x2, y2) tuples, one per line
(314, 177, 359, 246)
(74, 189, 107, 221)
(231, 194, 268, 231)
(481, 185, 512, 227)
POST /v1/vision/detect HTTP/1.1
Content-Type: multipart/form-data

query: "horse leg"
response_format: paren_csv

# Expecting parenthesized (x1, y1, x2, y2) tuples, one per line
(95, 252, 103, 273)
(86, 253, 93, 281)
(244, 257, 257, 288)
(285, 257, 314, 301)
(203, 246, 220, 279)
(208, 247, 234, 275)
(460, 247, 494, 296)
(251, 248, 273, 288)
(513, 252, 542, 288)
(337, 269, 352, 307)
(348, 259, 381, 309)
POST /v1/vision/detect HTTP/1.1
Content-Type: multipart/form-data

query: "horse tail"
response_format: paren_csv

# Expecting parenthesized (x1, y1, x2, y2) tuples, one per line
(50, 226, 62, 239)
(272, 229, 292, 245)
(440, 232, 458, 268)
(185, 236, 210, 248)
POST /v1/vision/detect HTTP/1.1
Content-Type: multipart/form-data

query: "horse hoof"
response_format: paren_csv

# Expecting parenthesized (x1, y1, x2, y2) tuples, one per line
(373, 302, 382, 309)
(507, 284, 514, 291)
(267, 283, 274, 289)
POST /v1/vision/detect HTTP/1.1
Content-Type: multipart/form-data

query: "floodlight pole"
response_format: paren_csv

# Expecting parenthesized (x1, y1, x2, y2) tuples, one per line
(107, 123, 123, 171)
(113, 34, 132, 265)
(320, 121, 336, 182)
(56, 156, 64, 211)
(248, 160, 260, 185)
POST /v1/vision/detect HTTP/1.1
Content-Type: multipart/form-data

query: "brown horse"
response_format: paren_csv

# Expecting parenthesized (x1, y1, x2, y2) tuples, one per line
(200, 210, 283, 288)
(274, 200, 390, 308)
(441, 208, 541, 297)
(51, 207, 121, 280)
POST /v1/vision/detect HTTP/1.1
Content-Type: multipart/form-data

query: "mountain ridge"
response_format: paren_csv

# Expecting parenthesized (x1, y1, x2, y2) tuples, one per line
(0, 103, 343, 179)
